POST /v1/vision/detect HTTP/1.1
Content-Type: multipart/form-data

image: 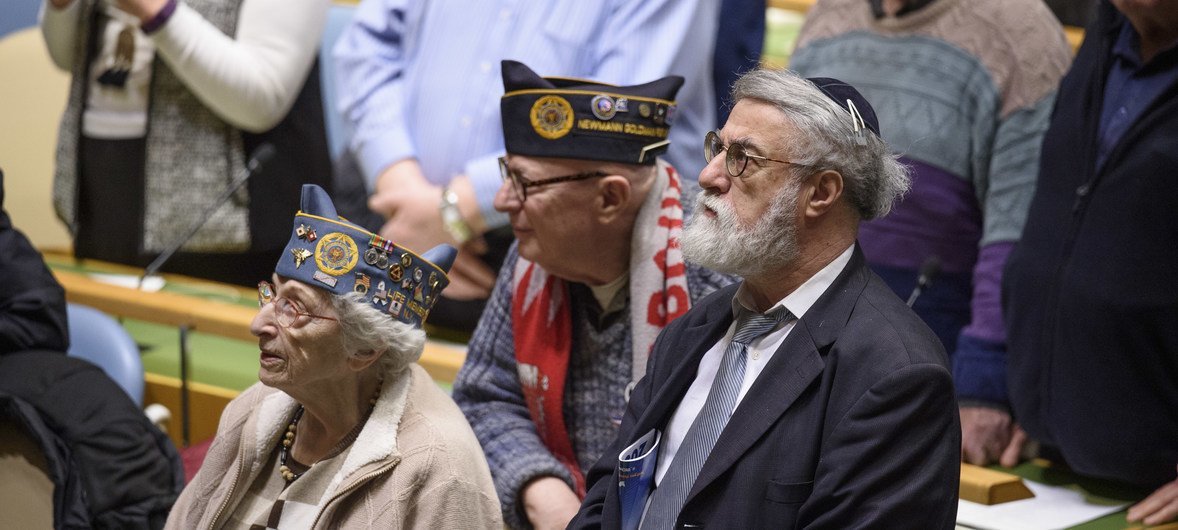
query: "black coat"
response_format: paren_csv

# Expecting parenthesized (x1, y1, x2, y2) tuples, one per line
(0, 352, 183, 529)
(570, 247, 960, 529)
(0, 168, 69, 356)
(1003, 1, 1178, 490)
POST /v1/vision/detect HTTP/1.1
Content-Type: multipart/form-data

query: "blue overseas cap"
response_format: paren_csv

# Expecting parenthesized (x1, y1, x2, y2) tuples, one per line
(274, 184, 455, 328)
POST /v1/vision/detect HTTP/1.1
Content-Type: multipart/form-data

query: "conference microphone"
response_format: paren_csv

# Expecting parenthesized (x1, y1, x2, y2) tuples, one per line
(137, 143, 278, 288)
(906, 255, 941, 307)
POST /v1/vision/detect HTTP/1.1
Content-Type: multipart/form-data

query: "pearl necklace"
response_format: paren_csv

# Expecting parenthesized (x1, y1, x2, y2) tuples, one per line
(279, 381, 382, 483)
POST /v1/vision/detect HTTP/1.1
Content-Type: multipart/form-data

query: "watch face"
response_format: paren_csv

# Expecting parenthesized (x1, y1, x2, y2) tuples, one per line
(440, 191, 472, 243)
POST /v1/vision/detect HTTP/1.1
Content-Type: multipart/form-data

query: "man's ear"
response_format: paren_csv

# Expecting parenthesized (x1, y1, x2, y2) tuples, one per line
(596, 175, 632, 223)
(803, 169, 844, 218)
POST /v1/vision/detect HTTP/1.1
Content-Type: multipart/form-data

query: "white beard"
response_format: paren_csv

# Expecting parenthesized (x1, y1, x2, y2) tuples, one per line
(682, 182, 800, 278)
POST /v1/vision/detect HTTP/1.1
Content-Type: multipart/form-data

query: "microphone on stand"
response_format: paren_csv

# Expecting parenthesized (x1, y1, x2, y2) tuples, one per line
(137, 143, 277, 289)
(906, 255, 941, 307)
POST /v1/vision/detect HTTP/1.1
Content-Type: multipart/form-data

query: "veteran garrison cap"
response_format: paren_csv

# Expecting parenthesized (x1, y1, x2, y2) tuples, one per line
(806, 77, 881, 137)
(274, 184, 456, 328)
(500, 60, 684, 165)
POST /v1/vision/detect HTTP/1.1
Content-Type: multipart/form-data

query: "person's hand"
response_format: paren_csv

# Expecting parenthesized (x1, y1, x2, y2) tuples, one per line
(372, 161, 493, 299)
(960, 406, 1027, 467)
(1127, 465, 1178, 526)
(522, 476, 581, 530)
(114, 0, 168, 21)
(370, 159, 451, 253)
(439, 248, 496, 300)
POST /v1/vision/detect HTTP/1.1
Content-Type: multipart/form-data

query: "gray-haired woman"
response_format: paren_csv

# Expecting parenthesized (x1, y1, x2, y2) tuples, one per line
(166, 184, 501, 529)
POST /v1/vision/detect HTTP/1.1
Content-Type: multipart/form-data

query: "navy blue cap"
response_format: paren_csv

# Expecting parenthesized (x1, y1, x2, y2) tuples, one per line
(500, 60, 685, 165)
(274, 184, 456, 328)
(807, 77, 881, 137)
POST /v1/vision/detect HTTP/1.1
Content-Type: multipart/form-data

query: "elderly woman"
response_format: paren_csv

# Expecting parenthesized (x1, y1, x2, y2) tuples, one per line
(166, 184, 501, 529)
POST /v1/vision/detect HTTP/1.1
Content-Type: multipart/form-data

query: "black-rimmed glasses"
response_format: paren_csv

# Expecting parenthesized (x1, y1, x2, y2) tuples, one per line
(498, 157, 608, 203)
(704, 130, 811, 178)
(257, 281, 338, 328)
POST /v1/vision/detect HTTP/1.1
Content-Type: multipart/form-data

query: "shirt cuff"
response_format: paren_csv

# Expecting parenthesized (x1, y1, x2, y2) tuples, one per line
(140, 0, 178, 34)
(466, 154, 510, 230)
(355, 129, 418, 190)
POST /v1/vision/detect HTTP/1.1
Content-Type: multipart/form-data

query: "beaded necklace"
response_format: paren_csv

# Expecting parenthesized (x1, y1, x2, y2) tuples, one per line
(278, 380, 382, 483)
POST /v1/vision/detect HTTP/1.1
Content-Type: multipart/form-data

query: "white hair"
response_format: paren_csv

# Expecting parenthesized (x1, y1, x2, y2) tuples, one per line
(682, 177, 802, 277)
(731, 68, 910, 220)
(329, 292, 426, 372)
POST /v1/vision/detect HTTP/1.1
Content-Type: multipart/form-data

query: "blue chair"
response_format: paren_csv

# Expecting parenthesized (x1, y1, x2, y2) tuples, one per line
(0, 0, 40, 40)
(65, 304, 144, 407)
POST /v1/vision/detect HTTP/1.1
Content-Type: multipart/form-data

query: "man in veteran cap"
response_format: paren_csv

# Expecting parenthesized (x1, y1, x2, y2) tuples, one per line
(451, 61, 732, 530)
(167, 184, 501, 528)
(569, 69, 960, 529)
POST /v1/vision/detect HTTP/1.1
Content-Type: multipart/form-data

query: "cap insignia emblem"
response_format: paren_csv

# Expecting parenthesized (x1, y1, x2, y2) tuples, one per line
(530, 95, 574, 139)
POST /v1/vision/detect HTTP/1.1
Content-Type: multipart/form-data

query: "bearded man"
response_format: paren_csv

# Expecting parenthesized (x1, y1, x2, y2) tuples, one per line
(569, 69, 961, 529)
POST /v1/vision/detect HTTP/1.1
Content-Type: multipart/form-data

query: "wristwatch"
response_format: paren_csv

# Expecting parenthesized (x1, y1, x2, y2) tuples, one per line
(440, 186, 473, 244)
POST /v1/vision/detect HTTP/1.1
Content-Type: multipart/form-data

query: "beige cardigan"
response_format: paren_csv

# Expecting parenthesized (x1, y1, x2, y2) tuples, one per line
(165, 363, 502, 529)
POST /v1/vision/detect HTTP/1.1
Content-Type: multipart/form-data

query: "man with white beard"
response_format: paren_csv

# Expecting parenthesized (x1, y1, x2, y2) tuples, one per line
(569, 69, 961, 530)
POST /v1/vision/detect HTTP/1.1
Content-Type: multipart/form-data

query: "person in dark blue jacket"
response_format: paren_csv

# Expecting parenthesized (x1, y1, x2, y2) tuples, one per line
(1003, 1, 1178, 525)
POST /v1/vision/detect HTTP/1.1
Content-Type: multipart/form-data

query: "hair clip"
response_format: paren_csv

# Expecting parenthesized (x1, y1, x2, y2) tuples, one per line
(846, 99, 868, 146)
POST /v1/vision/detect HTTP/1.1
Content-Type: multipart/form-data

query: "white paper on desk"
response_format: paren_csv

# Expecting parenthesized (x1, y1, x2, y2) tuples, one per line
(957, 479, 1128, 530)
(87, 272, 166, 292)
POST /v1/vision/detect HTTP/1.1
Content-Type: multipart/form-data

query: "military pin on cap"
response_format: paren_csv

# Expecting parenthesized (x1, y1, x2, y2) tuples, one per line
(291, 248, 312, 268)
(591, 94, 617, 120)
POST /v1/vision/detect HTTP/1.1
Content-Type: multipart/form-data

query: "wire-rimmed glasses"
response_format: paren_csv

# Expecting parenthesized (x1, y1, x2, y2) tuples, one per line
(257, 281, 338, 328)
(703, 130, 811, 178)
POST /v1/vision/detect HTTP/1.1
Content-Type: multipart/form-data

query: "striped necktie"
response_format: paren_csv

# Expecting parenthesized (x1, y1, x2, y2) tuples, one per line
(639, 307, 792, 529)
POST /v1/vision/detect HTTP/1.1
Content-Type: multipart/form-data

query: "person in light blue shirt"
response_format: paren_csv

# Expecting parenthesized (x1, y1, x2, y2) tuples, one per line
(332, 0, 718, 332)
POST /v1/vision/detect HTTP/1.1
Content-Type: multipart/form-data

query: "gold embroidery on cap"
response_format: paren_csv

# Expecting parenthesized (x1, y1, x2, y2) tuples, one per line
(530, 95, 574, 140)
(314, 232, 359, 276)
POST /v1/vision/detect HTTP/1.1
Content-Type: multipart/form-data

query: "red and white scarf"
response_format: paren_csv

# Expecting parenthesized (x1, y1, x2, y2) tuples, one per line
(511, 160, 690, 496)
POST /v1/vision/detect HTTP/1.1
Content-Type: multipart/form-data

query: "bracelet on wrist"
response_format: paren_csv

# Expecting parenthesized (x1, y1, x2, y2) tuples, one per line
(141, 0, 178, 34)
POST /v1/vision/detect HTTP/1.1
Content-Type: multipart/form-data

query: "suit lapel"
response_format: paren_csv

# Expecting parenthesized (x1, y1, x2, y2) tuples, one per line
(630, 288, 735, 442)
(685, 248, 872, 501)
(686, 325, 824, 499)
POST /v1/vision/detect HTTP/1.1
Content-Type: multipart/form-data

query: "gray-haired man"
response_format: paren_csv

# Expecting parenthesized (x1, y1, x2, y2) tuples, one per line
(570, 69, 960, 529)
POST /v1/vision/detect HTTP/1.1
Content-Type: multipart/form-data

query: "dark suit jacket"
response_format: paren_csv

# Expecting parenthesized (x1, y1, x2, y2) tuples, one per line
(570, 247, 960, 529)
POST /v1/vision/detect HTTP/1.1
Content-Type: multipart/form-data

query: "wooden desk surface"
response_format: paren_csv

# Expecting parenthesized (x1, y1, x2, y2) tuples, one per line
(48, 258, 467, 384)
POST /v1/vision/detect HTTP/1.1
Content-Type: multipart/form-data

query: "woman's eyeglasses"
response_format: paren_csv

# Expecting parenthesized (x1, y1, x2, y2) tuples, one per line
(257, 281, 338, 328)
